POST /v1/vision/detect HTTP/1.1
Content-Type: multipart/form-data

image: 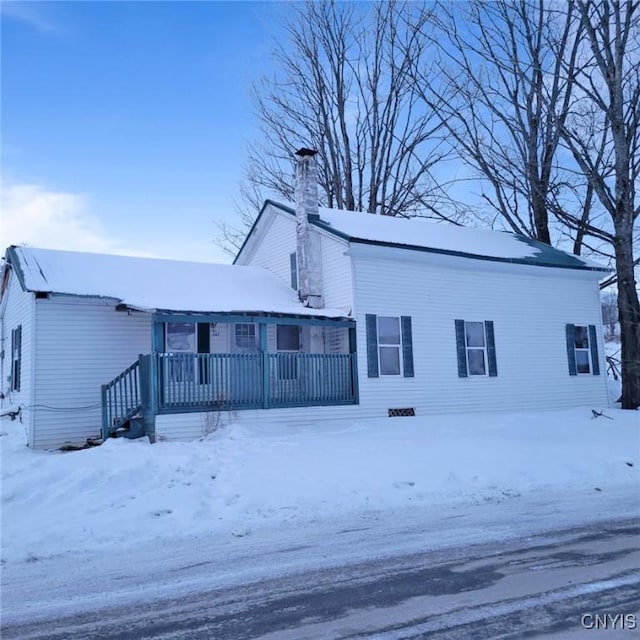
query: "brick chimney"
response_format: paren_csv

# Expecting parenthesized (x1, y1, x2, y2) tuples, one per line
(294, 148, 324, 308)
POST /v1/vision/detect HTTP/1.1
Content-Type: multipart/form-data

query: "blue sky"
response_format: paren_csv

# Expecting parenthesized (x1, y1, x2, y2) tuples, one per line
(2, 1, 285, 262)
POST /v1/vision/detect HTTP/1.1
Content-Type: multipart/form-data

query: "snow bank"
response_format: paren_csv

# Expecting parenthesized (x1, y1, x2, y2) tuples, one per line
(1, 407, 638, 564)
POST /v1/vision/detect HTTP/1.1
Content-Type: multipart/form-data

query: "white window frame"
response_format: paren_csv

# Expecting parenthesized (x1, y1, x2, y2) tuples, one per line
(573, 325, 591, 374)
(378, 316, 403, 376)
(464, 321, 488, 377)
(234, 323, 257, 350)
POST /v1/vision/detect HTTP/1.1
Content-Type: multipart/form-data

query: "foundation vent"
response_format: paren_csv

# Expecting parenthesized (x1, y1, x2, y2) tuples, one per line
(388, 408, 415, 417)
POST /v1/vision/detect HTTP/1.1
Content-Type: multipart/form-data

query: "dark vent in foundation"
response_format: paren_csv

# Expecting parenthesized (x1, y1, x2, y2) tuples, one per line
(388, 408, 415, 417)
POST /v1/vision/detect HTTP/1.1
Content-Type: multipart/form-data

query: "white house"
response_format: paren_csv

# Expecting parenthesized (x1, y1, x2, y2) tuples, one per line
(1, 151, 609, 449)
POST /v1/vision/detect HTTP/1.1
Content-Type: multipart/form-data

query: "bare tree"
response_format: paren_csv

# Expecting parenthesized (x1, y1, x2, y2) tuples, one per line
(217, 0, 455, 253)
(559, 0, 640, 409)
(413, 0, 590, 245)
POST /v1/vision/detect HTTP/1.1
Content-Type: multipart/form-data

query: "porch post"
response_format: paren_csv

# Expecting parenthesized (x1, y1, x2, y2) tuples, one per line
(259, 323, 269, 409)
(100, 384, 109, 441)
(140, 354, 158, 442)
(152, 319, 164, 353)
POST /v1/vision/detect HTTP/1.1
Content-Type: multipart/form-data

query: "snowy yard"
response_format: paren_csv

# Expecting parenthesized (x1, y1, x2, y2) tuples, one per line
(2, 404, 638, 564)
(1, 400, 639, 628)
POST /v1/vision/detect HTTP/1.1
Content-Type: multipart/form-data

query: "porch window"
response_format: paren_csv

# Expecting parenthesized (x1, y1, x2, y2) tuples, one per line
(166, 323, 196, 352)
(566, 324, 600, 376)
(277, 325, 300, 351)
(11, 325, 21, 392)
(454, 320, 498, 377)
(235, 323, 257, 349)
(276, 325, 300, 380)
(165, 323, 195, 383)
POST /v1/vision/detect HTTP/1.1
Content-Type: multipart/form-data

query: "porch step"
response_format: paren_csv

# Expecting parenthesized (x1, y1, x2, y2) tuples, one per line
(110, 416, 145, 439)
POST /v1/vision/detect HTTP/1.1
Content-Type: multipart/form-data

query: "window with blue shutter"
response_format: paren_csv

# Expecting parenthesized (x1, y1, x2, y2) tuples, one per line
(566, 324, 600, 376)
(455, 320, 497, 377)
(366, 314, 413, 377)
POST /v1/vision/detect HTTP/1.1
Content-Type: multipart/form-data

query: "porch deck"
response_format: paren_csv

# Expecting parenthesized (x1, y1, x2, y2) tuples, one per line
(102, 351, 358, 439)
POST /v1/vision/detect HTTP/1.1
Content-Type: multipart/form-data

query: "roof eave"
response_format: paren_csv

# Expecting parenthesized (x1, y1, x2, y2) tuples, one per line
(344, 236, 611, 273)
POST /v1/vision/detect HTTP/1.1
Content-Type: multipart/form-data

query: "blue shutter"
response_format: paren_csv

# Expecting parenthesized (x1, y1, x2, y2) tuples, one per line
(588, 325, 600, 375)
(485, 320, 497, 377)
(401, 316, 414, 377)
(366, 314, 379, 378)
(455, 319, 468, 378)
(290, 252, 297, 290)
(566, 324, 577, 375)
(17, 325, 21, 391)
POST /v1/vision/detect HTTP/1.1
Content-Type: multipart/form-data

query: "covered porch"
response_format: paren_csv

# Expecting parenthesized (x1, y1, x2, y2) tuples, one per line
(102, 312, 357, 439)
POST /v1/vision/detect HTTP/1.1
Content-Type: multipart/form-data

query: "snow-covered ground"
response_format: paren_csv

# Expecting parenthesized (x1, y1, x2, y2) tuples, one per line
(1, 399, 638, 624)
(2, 404, 638, 562)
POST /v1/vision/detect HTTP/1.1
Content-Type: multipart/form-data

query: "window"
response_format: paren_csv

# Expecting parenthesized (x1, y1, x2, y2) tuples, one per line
(566, 324, 600, 376)
(465, 321, 487, 375)
(574, 325, 591, 373)
(378, 316, 402, 376)
(454, 320, 497, 378)
(290, 252, 298, 290)
(11, 325, 21, 392)
(166, 323, 195, 352)
(235, 323, 257, 349)
(365, 315, 414, 378)
(165, 323, 195, 383)
(277, 325, 300, 351)
(276, 325, 300, 380)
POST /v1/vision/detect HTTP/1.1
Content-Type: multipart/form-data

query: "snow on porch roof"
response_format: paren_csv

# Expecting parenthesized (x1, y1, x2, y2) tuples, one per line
(265, 201, 607, 271)
(5, 246, 349, 318)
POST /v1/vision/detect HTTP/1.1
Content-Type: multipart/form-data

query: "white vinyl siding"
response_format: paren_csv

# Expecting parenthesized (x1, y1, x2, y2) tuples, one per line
(32, 296, 151, 448)
(235, 204, 354, 310)
(0, 272, 34, 444)
(351, 245, 607, 415)
(235, 208, 297, 285)
(320, 233, 352, 309)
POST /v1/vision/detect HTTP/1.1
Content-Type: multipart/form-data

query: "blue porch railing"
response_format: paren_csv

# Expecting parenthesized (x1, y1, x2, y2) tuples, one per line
(102, 351, 357, 439)
(101, 359, 142, 439)
(156, 352, 357, 410)
(157, 352, 263, 409)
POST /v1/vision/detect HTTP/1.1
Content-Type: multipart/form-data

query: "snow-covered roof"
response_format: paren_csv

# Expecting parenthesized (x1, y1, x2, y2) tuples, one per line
(314, 207, 606, 270)
(4, 246, 349, 318)
(256, 201, 607, 271)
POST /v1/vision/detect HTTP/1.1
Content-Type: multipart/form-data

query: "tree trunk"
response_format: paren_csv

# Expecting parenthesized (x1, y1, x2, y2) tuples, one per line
(613, 226, 640, 409)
